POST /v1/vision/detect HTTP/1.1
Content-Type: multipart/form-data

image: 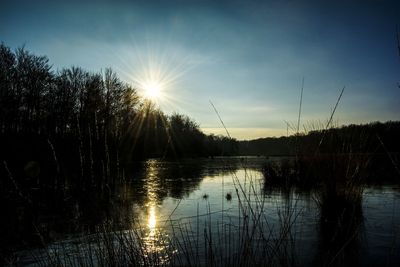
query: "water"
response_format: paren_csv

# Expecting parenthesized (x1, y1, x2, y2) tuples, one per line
(11, 157, 400, 266)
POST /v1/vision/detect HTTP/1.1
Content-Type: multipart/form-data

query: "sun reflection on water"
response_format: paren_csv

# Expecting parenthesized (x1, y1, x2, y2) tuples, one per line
(148, 205, 157, 232)
(140, 160, 175, 264)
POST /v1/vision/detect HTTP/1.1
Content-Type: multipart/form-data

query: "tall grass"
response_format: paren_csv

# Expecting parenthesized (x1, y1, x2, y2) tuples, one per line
(261, 130, 369, 265)
(261, 85, 370, 266)
(9, 164, 301, 267)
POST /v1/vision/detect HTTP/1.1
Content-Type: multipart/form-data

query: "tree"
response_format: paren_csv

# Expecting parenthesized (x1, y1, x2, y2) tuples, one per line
(14, 47, 52, 133)
(0, 43, 16, 132)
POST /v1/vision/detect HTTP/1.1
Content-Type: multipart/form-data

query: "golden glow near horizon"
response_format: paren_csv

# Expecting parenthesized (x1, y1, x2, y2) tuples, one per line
(201, 127, 288, 140)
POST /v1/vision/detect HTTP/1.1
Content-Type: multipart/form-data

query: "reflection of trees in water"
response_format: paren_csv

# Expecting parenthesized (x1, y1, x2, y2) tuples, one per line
(315, 190, 364, 266)
(261, 185, 364, 267)
(125, 158, 243, 205)
(65, 159, 208, 231)
(48, 158, 245, 236)
(0, 157, 258, 258)
(262, 157, 365, 266)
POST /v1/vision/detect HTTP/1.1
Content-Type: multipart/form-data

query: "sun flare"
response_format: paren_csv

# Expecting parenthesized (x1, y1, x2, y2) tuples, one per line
(115, 42, 199, 109)
(143, 81, 162, 100)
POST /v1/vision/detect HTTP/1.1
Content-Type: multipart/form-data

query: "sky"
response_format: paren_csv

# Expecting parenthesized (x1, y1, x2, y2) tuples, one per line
(1, 0, 399, 140)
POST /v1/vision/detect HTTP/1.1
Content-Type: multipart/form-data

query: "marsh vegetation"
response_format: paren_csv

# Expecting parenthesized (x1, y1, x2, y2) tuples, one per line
(1, 44, 400, 266)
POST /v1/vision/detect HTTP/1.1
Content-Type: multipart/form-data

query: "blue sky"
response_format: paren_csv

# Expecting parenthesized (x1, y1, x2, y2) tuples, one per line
(1, 0, 399, 139)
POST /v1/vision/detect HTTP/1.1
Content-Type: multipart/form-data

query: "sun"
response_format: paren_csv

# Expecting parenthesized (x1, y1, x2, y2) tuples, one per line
(143, 81, 162, 100)
(116, 42, 199, 109)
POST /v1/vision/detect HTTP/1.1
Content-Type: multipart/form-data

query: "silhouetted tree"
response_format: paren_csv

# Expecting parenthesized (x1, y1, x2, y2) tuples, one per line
(0, 43, 16, 132)
(0, 43, 238, 192)
(15, 47, 53, 133)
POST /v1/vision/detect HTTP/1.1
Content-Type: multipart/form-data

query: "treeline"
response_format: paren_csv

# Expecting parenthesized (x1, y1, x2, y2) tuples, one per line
(0, 43, 237, 190)
(238, 121, 400, 156)
(0, 43, 239, 251)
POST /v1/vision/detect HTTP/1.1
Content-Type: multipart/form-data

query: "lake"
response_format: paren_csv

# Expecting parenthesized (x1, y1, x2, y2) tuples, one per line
(11, 157, 400, 266)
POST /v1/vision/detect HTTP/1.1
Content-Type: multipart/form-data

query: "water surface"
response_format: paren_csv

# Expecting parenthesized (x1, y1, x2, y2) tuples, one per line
(14, 157, 400, 266)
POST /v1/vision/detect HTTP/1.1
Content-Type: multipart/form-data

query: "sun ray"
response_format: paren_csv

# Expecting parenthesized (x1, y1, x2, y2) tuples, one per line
(106, 39, 204, 113)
